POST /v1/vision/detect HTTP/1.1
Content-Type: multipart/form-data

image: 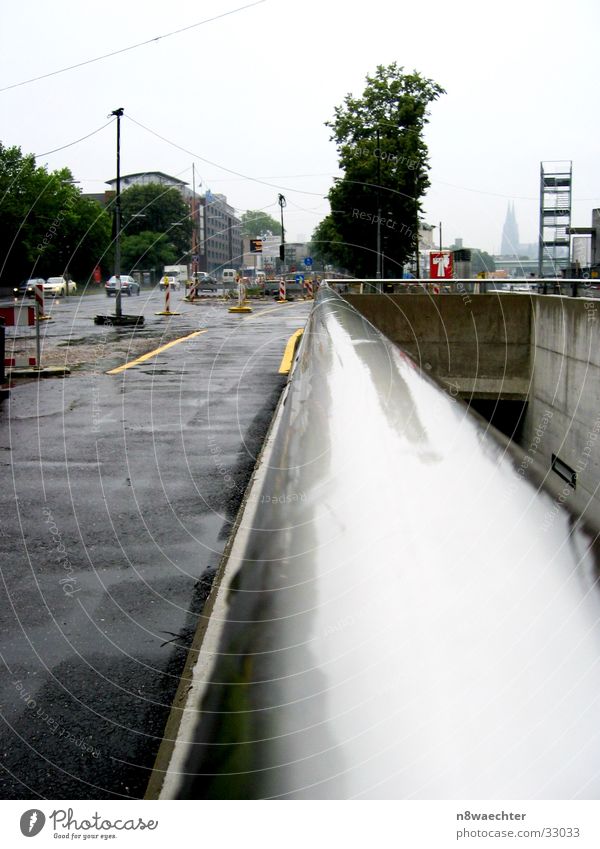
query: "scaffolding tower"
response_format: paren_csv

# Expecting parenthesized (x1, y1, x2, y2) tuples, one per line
(538, 161, 572, 275)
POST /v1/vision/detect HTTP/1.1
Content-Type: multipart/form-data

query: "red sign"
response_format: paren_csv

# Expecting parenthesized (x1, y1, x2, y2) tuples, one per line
(430, 251, 453, 279)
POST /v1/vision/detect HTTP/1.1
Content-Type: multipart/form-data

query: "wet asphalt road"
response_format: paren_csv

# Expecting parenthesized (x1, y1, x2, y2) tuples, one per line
(0, 289, 310, 799)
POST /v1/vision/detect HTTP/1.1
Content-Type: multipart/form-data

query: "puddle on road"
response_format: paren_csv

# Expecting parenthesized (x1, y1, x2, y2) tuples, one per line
(55, 337, 89, 347)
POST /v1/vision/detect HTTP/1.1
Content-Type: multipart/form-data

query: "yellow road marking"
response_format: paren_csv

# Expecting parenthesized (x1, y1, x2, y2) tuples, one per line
(278, 329, 304, 374)
(107, 330, 208, 375)
(244, 302, 292, 320)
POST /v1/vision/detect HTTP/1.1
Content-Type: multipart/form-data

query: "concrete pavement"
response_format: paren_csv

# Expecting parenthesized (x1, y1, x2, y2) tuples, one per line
(0, 295, 310, 798)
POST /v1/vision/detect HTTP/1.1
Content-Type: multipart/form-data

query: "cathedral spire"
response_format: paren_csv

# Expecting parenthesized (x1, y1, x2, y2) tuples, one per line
(501, 202, 520, 256)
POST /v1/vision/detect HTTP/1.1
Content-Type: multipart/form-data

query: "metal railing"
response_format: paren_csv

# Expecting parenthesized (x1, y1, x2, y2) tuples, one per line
(163, 285, 600, 799)
(322, 277, 597, 297)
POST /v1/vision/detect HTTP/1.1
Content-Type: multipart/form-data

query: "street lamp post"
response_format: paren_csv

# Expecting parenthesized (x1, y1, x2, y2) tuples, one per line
(414, 168, 420, 279)
(60, 178, 79, 297)
(94, 107, 144, 327)
(375, 127, 383, 286)
(278, 194, 286, 272)
(112, 107, 124, 318)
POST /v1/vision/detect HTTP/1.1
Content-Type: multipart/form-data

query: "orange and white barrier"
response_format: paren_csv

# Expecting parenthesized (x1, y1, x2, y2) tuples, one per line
(34, 282, 48, 320)
(279, 279, 286, 302)
(155, 281, 180, 317)
(305, 279, 313, 299)
(5, 355, 37, 367)
(1, 305, 40, 370)
(0, 306, 35, 327)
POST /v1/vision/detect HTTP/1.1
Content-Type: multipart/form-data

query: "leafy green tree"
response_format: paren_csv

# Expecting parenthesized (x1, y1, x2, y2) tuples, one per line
(0, 143, 112, 285)
(309, 216, 350, 269)
(470, 250, 496, 276)
(120, 231, 177, 272)
(41, 189, 112, 283)
(449, 244, 497, 276)
(119, 183, 192, 259)
(319, 63, 445, 277)
(240, 209, 281, 238)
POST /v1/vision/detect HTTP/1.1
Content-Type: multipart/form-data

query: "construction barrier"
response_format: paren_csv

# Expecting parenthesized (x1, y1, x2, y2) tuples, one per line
(305, 278, 314, 299)
(278, 279, 286, 302)
(228, 280, 252, 313)
(0, 306, 35, 328)
(35, 282, 51, 321)
(155, 282, 180, 317)
(2, 305, 39, 370)
(5, 356, 38, 367)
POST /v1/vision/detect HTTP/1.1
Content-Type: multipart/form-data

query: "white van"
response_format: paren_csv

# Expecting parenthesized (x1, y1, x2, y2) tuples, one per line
(222, 269, 237, 286)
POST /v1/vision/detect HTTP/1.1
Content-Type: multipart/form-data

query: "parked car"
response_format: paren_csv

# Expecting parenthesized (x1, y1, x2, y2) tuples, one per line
(44, 277, 77, 296)
(105, 275, 140, 296)
(14, 278, 45, 298)
(192, 274, 218, 287)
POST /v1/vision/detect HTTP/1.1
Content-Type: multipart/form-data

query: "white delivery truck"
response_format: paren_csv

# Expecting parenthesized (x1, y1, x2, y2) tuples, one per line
(161, 265, 189, 290)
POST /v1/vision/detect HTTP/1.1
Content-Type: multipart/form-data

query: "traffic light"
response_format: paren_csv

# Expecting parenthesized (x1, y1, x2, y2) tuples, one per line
(279, 244, 285, 261)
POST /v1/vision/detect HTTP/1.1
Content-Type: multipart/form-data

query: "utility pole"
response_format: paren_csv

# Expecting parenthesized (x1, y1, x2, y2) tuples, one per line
(112, 107, 124, 318)
(415, 176, 420, 279)
(376, 127, 382, 285)
(191, 163, 198, 286)
(94, 107, 143, 327)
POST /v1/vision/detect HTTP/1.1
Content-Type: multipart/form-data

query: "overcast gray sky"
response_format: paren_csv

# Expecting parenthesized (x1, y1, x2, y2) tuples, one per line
(1, 0, 598, 253)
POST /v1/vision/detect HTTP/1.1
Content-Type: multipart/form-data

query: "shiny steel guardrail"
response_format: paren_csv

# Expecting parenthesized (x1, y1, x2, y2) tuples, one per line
(172, 285, 600, 799)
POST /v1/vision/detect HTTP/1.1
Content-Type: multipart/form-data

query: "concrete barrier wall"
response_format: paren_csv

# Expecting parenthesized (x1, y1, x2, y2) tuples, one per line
(524, 296, 600, 509)
(166, 287, 600, 800)
(344, 293, 532, 400)
(347, 292, 600, 512)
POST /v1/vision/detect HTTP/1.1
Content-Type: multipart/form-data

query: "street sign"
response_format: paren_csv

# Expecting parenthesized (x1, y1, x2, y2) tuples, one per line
(295, 273, 304, 284)
(304, 257, 313, 266)
(430, 251, 453, 279)
(250, 239, 263, 253)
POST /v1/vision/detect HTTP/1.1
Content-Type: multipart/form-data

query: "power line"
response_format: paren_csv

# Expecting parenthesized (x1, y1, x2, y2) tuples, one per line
(126, 114, 326, 197)
(34, 119, 115, 158)
(127, 117, 600, 204)
(0, 1, 266, 93)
